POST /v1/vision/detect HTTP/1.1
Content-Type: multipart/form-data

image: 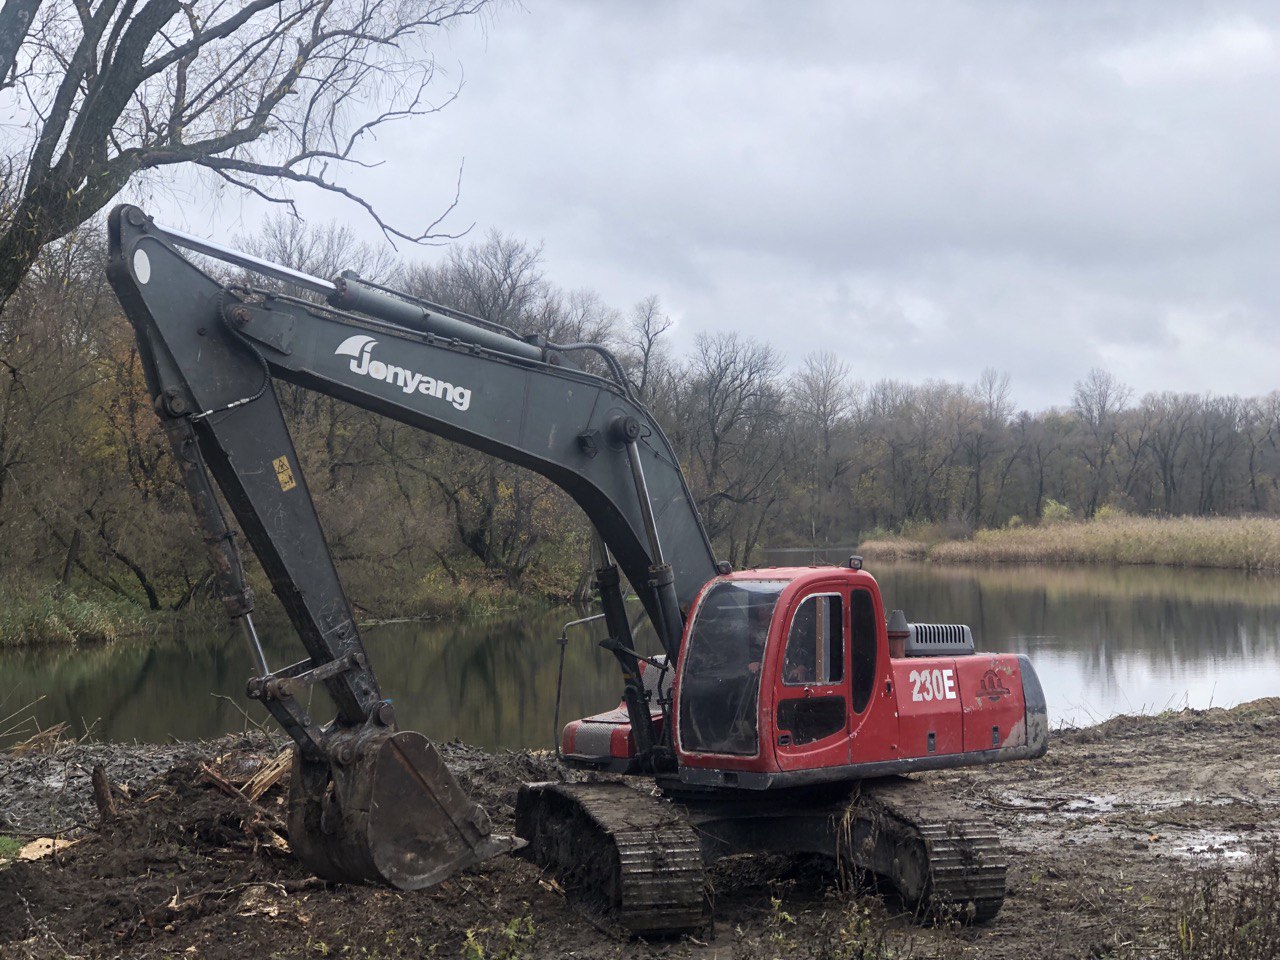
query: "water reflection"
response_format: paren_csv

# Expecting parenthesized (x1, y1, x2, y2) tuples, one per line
(868, 562, 1280, 725)
(0, 608, 650, 752)
(3, 562, 1279, 746)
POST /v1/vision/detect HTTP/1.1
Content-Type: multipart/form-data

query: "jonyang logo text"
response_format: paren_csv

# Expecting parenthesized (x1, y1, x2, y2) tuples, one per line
(334, 335, 472, 411)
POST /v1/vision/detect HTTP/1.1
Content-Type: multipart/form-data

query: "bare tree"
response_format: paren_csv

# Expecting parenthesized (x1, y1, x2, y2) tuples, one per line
(0, 1, 41, 90)
(0, 0, 489, 313)
(237, 213, 402, 289)
(1011, 410, 1072, 521)
(1188, 394, 1245, 515)
(527, 286, 619, 348)
(622, 295, 673, 402)
(408, 229, 546, 330)
(792, 350, 854, 541)
(403, 231, 600, 585)
(1141, 392, 1197, 513)
(235, 213, 402, 477)
(0, 226, 216, 609)
(903, 381, 972, 524)
(672, 332, 787, 565)
(966, 368, 1013, 526)
(1071, 368, 1132, 517)
(1242, 394, 1280, 513)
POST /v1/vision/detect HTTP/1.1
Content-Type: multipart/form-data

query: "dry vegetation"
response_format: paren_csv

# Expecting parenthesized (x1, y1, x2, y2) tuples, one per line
(861, 513, 1280, 572)
(1171, 847, 1280, 960)
(0, 584, 156, 647)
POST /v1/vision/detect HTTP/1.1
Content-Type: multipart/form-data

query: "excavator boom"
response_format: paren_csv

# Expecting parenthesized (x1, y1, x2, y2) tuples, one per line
(105, 205, 718, 890)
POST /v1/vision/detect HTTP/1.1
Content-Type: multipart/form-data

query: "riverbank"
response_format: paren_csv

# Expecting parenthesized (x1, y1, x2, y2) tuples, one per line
(2, 699, 1278, 959)
(0, 584, 162, 647)
(0, 569, 576, 648)
(859, 513, 1280, 571)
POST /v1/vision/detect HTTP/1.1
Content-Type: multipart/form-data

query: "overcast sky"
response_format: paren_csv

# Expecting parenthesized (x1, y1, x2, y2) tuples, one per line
(156, 1, 1279, 412)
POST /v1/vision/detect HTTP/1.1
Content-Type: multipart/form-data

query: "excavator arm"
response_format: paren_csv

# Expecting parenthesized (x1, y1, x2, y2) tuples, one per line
(105, 204, 719, 890)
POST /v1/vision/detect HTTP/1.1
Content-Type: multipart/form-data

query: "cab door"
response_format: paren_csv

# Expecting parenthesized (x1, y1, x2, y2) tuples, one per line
(847, 585, 899, 763)
(772, 588, 851, 772)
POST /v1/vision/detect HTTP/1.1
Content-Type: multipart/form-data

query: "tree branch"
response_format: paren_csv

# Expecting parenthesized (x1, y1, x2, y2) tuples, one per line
(0, 0, 43, 89)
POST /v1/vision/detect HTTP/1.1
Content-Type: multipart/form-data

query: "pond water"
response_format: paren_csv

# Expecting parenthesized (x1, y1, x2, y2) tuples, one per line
(3, 561, 1279, 749)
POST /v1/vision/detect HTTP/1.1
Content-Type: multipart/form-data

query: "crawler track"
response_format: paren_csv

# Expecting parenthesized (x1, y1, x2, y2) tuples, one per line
(847, 777, 1007, 922)
(517, 776, 1004, 935)
(515, 782, 707, 937)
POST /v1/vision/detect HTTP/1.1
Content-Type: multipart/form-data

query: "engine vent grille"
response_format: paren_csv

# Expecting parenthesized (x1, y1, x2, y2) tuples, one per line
(905, 623, 974, 657)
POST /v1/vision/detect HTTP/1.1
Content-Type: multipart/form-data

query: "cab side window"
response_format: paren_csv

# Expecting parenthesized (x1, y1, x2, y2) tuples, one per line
(783, 594, 844, 685)
(850, 588, 877, 713)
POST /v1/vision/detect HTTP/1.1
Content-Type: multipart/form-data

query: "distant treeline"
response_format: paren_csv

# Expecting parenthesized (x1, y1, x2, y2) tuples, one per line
(2, 217, 1278, 618)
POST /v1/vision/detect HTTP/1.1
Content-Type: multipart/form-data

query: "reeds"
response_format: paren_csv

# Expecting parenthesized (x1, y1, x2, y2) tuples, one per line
(860, 515, 1280, 572)
(0, 585, 153, 646)
(853, 539, 931, 562)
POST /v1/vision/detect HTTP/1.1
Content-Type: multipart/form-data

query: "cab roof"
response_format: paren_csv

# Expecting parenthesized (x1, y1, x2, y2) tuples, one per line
(717, 565, 875, 585)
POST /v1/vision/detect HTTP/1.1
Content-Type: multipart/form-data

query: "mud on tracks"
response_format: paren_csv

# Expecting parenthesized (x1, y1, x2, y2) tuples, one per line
(1, 701, 1278, 959)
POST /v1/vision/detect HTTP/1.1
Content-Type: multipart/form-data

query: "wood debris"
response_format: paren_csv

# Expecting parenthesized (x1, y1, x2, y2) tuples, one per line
(241, 749, 292, 802)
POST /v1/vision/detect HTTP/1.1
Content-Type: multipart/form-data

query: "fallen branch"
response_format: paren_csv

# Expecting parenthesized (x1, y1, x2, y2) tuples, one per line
(197, 762, 256, 807)
(196, 762, 287, 840)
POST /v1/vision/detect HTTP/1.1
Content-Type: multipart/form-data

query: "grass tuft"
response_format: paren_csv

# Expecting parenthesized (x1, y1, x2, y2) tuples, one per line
(0, 835, 23, 863)
(0, 584, 155, 646)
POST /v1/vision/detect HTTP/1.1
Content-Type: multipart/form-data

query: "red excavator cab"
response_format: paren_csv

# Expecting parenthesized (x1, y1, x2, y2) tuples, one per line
(560, 567, 1047, 789)
(673, 567, 1048, 788)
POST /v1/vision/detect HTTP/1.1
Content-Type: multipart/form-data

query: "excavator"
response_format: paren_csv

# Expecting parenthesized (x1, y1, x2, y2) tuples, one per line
(105, 205, 1048, 936)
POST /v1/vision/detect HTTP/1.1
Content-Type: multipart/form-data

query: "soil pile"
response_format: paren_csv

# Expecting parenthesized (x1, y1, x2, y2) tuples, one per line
(1, 700, 1277, 959)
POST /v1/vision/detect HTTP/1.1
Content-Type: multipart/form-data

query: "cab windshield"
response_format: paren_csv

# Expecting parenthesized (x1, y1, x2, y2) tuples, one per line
(677, 580, 786, 756)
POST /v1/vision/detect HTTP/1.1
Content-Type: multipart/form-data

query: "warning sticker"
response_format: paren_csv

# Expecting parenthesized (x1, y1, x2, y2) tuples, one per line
(273, 455, 297, 492)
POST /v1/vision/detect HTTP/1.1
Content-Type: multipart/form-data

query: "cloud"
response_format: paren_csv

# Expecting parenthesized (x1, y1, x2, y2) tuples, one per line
(1100, 16, 1277, 85)
(150, 0, 1280, 412)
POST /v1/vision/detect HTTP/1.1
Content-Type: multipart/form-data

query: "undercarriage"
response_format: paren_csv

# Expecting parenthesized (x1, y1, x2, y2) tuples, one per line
(515, 774, 1006, 937)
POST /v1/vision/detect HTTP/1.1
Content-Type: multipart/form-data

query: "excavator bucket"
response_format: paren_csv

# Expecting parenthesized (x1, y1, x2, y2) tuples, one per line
(288, 727, 520, 890)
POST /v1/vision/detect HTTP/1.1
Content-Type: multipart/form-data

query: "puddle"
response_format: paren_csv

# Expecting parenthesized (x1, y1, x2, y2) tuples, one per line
(999, 792, 1241, 817)
(988, 793, 1121, 813)
(1170, 830, 1251, 862)
(1064, 794, 1118, 813)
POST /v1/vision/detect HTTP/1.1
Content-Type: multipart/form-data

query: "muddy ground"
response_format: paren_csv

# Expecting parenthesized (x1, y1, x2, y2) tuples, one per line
(1, 699, 1278, 959)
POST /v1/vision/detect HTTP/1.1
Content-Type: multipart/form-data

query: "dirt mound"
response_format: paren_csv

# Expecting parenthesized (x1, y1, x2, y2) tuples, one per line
(1, 750, 292, 951)
(1058, 696, 1280, 745)
(0, 741, 589, 960)
(438, 740, 566, 821)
